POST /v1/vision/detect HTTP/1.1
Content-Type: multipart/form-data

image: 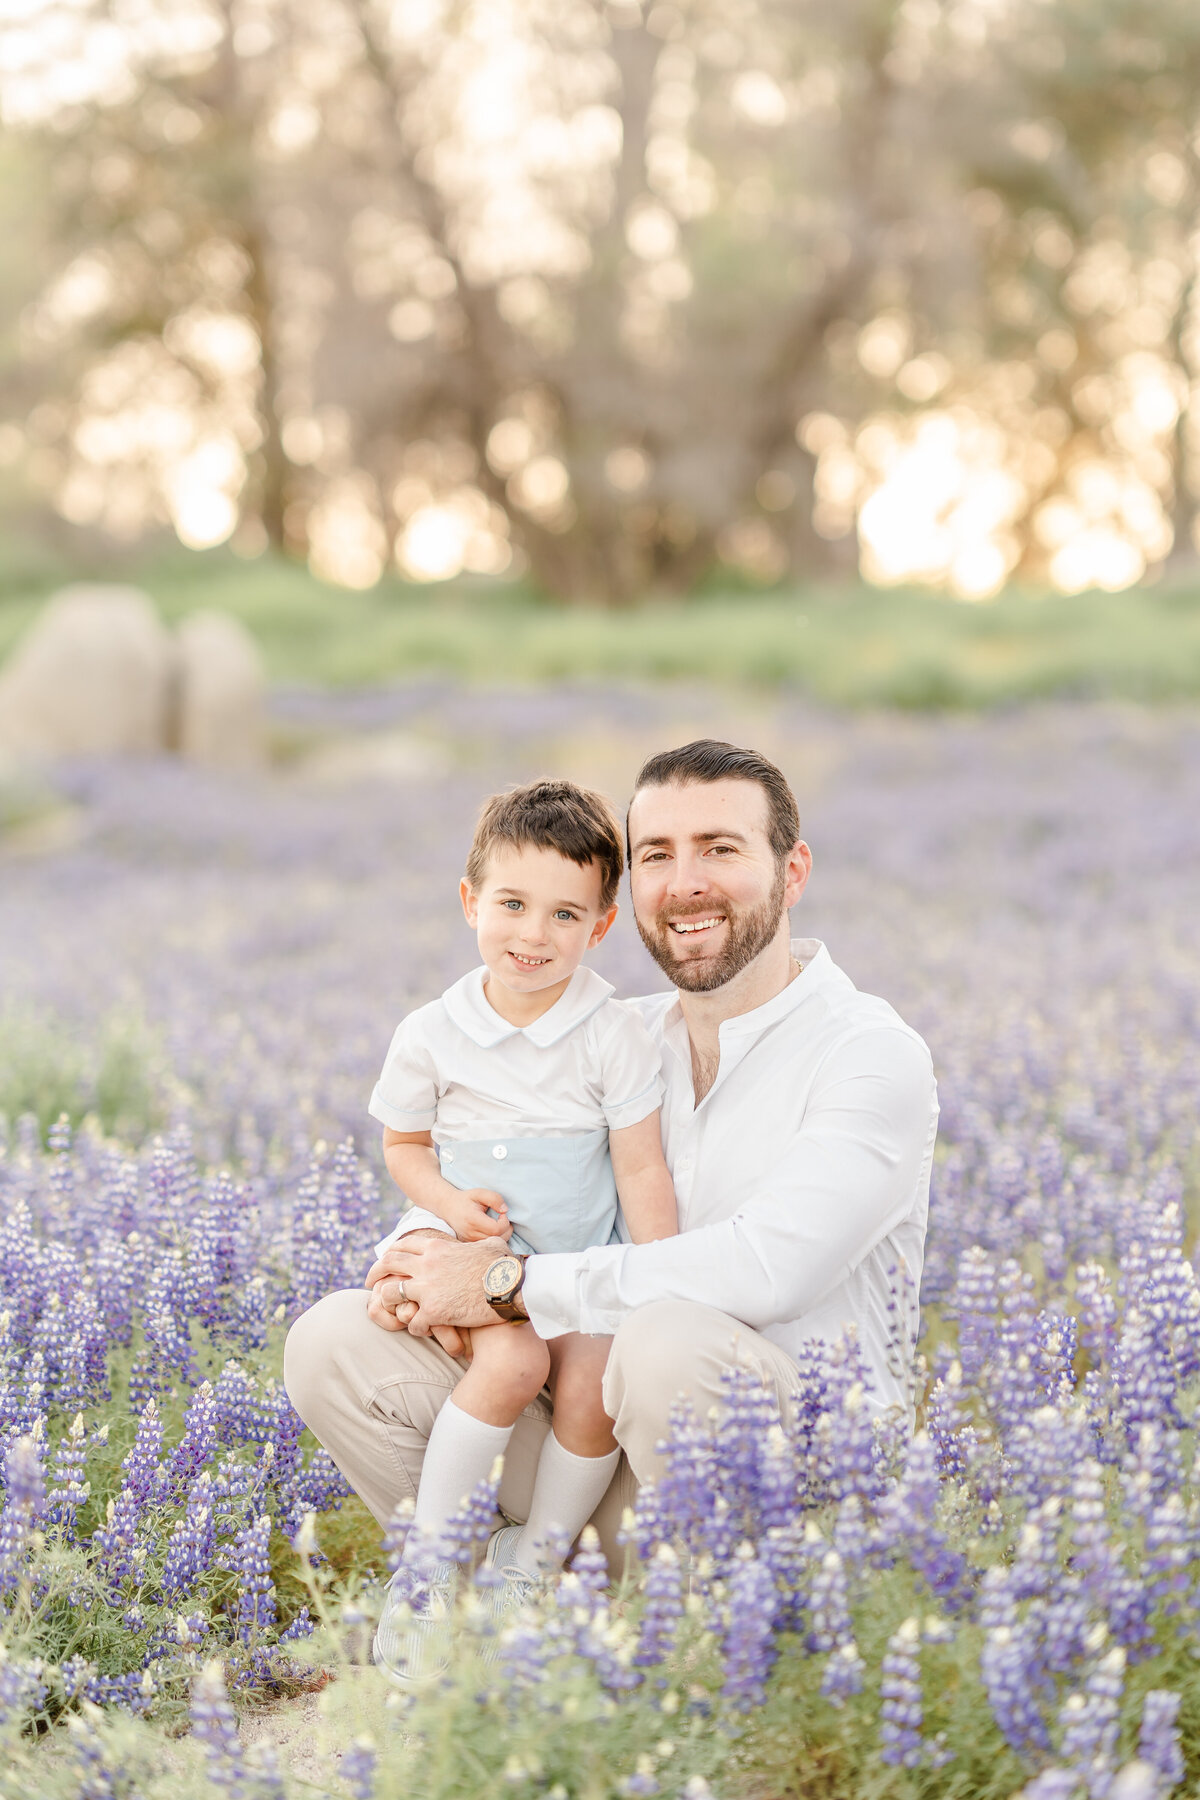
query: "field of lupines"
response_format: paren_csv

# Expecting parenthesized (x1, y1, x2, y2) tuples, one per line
(2, 684, 1200, 1799)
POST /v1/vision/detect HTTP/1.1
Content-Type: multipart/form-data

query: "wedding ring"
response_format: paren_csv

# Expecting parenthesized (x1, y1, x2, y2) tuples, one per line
(397, 1278, 409, 1303)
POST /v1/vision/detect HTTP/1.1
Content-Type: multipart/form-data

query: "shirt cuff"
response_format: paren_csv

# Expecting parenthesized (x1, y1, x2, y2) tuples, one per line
(604, 1076, 665, 1132)
(368, 1087, 438, 1132)
(374, 1207, 456, 1259)
(521, 1244, 629, 1339)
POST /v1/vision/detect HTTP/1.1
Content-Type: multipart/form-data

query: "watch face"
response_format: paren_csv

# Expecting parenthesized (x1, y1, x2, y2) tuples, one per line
(484, 1255, 521, 1298)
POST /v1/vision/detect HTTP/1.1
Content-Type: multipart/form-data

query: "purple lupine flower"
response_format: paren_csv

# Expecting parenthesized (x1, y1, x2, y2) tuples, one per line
(0, 1433, 46, 1595)
(879, 1617, 924, 1768)
(0, 1654, 48, 1727)
(340, 1738, 378, 1800)
(46, 1412, 90, 1541)
(166, 1381, 219, 1499)
(91, 1489, 145, 1591)
(381, 1498, 415, 1575)
(212, 1362, 274, 1446)
(978, 1568, 1052, 1756)
(569, 1525, 610, 1595)
(879, 1432, 973, 1612)
(1137, 1689, 1183, 1791)
(1058, 1646, 1125, 1796)
(635, 1544, 685, 1668)
(1111, 1309, 1179, 1437)
(949, 1248, 1001, 1384)
(120, 1400, 164, 1508)
(190, 1659, 285, 1799)
(162, 1476, 217, 1601)
(720, 1550, 779, 1711)
(497, 1617, 550, 1687)
(228, 1512, 277, 1642)
(924, 1359, 979, 1481)
(1031, 1310, 1078, 1406)
(65, 1713, 119, 1799)
(644, 1397, 719, 1559)
(440, 1458, 503, 1565)
(820, 1638, 865, 1706)
(806, 1542, 853, 1656)
(278, 1605, 315, 1643)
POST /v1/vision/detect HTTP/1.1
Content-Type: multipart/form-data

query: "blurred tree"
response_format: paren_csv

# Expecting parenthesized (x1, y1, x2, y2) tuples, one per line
(3, 0, 1200, 600)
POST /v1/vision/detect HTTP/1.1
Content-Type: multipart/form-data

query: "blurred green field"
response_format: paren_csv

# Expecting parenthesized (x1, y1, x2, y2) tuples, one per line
(4, 540, 1200, 707)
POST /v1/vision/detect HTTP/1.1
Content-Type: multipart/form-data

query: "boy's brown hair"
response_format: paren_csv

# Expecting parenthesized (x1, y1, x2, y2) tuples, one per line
(465, 779, 624, 909)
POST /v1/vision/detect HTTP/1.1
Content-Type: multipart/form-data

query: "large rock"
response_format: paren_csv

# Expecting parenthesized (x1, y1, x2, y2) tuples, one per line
(174, 609, 266, 770)
(0, 585, 174, 757)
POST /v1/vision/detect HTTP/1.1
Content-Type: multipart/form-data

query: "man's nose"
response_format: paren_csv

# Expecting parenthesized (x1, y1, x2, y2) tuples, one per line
(665, 852, 711, 896)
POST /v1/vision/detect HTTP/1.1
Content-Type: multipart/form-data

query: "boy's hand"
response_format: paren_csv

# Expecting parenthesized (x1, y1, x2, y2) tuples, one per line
(443, 1187, 512, 1243)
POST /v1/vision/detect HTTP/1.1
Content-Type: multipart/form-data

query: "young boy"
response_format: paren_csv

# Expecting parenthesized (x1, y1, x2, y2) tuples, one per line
(368, 779, 677, 1658)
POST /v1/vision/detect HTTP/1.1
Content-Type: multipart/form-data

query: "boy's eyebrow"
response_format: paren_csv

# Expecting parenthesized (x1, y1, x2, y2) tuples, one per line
(492, 887, 587, 907)
(631, 829, 749, 851)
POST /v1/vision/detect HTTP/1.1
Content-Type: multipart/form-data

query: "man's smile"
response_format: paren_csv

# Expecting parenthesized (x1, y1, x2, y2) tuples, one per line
(668, 915, 726, 936)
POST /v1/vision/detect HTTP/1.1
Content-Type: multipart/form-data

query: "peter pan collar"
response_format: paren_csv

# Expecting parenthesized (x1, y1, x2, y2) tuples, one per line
(443, 964, 617, 1049)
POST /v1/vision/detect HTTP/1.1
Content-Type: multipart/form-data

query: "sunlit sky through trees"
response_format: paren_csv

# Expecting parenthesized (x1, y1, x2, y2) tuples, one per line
(1, 0, 1198, 600)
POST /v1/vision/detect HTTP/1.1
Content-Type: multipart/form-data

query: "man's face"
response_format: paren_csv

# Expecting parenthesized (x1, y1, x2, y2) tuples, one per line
(627, 778, 803, 992)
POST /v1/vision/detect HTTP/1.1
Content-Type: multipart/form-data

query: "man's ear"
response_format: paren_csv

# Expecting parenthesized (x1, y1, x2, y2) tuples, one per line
(784, 842, 812, 911)
(460, 877, 479, 927)
(589, 902, 619, 947)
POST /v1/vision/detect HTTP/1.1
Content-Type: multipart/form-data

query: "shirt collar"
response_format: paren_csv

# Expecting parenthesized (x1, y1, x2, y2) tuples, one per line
(443, 964, 616, 1049)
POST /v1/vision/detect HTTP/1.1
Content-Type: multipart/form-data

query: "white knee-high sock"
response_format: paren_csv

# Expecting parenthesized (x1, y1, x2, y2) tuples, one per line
(408, 1399, 514, 1563)
(513, 1435, 620, 1576)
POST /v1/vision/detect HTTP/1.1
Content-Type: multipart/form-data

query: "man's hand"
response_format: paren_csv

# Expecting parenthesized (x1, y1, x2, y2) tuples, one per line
(439, 1187, 512, 1243)
(364, 1236, 514, 1337)
(365, 1229, 473, 1355)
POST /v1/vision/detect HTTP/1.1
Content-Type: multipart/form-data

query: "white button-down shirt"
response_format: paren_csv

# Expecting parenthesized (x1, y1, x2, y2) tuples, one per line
(385, 940, 938, 1415)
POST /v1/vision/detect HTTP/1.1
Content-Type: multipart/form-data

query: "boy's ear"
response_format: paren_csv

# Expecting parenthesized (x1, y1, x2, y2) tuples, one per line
(588, 902, 619, 947)
(460, 877, 479, 927)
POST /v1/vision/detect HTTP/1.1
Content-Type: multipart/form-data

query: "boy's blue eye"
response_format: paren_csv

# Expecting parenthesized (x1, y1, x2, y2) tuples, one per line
(554, 910, 577, 922)
(503, 899, 523, 911)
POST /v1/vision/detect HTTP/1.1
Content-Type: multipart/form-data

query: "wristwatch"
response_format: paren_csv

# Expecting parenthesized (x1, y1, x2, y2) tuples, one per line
(484, 1252, 529, 1322)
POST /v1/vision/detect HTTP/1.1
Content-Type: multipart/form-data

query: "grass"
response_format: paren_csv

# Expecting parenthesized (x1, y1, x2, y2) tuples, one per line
(3, 532, 1200, 707)
(0, 1006, 169, 1143)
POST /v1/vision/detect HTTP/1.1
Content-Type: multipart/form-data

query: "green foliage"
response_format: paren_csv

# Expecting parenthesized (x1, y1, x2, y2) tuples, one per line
(6, 544, 1200, 707)
(0, 1007, 168, 1143)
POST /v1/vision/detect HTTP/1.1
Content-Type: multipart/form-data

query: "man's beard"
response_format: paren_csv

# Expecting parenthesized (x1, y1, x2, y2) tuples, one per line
(636, 864, 788, 993)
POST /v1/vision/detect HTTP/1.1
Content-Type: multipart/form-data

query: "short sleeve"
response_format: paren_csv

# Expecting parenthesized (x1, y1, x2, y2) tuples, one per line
(368, 1012, 440, 1132)
(594, 1003, 664, 1131)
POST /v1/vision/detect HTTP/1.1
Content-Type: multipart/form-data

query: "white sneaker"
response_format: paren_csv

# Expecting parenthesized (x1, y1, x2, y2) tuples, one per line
(371, 1562, 456, 1689)
(481, 1524, 545, 1616)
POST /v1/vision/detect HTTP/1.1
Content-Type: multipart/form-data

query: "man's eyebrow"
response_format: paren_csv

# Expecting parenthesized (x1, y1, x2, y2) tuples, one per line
(631, 829, 749, 850)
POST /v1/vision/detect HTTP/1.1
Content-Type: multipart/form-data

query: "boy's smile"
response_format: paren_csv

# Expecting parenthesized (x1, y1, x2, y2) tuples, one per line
(460, 843, 619, 1027)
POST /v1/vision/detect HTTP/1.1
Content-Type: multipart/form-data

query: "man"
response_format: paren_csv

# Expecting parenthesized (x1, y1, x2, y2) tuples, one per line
(284, 740, 937, 1672)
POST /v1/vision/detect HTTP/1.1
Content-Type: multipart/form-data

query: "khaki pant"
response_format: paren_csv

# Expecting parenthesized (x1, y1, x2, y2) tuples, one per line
(282, 1291, 799, 1573)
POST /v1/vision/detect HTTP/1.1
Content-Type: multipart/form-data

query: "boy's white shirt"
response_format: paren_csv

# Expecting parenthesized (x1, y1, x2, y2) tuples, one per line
(377, 940, 938, 1418)
(369, 962, 664, 1142)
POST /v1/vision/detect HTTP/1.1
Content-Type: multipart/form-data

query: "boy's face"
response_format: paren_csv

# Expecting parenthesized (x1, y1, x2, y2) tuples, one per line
(460, 843, 618, 1001)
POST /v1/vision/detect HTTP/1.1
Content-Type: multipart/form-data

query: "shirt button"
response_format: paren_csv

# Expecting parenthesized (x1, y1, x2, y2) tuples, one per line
(492, 1145, 507, 1160)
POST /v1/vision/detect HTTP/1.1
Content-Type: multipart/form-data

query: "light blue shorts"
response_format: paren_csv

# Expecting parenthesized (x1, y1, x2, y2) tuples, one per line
(437, 1130, 619, 1256)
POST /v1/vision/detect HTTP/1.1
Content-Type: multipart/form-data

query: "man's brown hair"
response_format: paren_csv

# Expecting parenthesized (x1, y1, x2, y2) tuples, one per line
(629, 740, 801, 861)
(465, 779, 624, 909)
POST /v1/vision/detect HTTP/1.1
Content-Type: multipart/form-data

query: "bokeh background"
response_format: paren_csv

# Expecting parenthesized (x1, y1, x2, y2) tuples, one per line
(4, 0, 1200, 623)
